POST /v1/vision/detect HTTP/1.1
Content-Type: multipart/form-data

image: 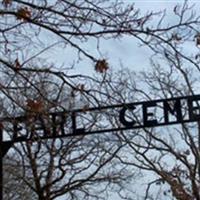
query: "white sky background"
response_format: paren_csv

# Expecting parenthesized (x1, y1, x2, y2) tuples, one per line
(43, 1, 169, 75)
(2, 1, 200, 200)
(49, 1, 200, 199)
(45, 0, 200, 77)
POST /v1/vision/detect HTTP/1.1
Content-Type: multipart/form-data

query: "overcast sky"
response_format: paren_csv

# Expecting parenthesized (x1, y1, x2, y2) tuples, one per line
(47, 0, 199, 77)
(42, 1, 170, 75)
(39, 0, 200, 80)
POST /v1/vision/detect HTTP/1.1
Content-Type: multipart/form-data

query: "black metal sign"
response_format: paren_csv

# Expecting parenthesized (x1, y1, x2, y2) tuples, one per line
(1, 94, 200, 143)
(1, 94, 200, 200)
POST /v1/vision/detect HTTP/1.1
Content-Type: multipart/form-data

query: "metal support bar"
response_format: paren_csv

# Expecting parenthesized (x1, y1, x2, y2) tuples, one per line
(0, 129, 13, 200)
(0, 128, 3, 200)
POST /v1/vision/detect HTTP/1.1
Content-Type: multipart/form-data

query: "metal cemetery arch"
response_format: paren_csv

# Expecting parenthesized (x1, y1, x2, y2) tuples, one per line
(1, 94, 200, 199)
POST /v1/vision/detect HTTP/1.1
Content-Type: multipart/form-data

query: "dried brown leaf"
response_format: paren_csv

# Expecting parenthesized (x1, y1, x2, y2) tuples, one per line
(16, 7, 31, 21)
(95, 59, 109, 73)
(14, 58, 21, 71)
(26, 99, 44, 113)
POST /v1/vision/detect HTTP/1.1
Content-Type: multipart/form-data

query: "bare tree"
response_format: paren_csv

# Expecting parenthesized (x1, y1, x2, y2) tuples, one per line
(2, 0, 200, 200)
(4, 154, 37, 200)
(91, 2, 200, 200)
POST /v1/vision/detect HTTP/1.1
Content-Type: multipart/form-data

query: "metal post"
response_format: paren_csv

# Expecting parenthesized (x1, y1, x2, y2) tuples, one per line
(0, 127, 3, 200)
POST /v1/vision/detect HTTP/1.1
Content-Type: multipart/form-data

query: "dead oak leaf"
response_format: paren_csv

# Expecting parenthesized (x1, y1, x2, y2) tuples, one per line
(95, 59, 109, 73)
(26, 99, 44, 113)
(16, 7, 31, 21)
(14, 58, 21, 71)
